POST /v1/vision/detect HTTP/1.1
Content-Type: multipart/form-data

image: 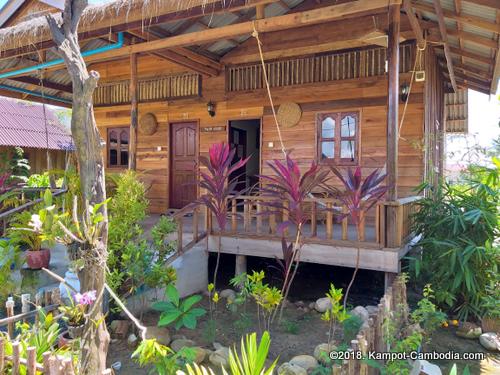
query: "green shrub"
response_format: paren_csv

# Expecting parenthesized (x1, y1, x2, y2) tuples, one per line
(411, 159, 499, 320)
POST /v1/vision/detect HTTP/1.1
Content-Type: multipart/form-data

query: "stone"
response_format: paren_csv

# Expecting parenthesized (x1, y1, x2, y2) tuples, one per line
(314, 297, 332, 313)
(289, 355, 318, 371)
(277, 363, 307, 375)
(145, 326, 171, 346)
(409, 360, 442, 375)
(209, 346, 230, 368)
(295, 300, 305, 308)
(350, 306, 369, 322)
(171, 338, 196, 352)
(171, 334, 187, 341)
(308, 302, 316, 310)
(456, 323, 482, 339)
(365, 305, 379, 315)
(127, 333, 138, 348)
(220, 289, 236, 302)
(213, 342, 224, 350)
(192, 347, 208, 364)
(313, 343, 335, 363)
(479, 333, 500, 352)
(109, 320, 130, 339)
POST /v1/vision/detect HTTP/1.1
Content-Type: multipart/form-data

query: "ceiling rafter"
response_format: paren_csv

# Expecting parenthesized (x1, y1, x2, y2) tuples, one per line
(433, 0, 457, 92)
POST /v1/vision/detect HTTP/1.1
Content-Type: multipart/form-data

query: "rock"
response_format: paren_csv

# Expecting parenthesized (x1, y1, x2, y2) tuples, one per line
(409, 360, 442, 375)
(350, 306, 369, 322)
(145, 326, 171, 346)
(365, 305, 379, 315)
(479, 333, 500, 352)
(313, 343, 335, 363)
(171, 338, 196, 352)
(209, 347, 230, 368)
(456, 323, 482, 339)
(192, 347, 208, 364)
(314, 297, 332, 313)
(308, 302, 316, 310)
(127, 333, 138, 348)
(295, 300, 305, 308)
(277, 362, 307, 375)
(213, 342, 224, 350)
(220, 289, 236, 302)
(289, 355, 318, 371)
(171, 334, 187, 341)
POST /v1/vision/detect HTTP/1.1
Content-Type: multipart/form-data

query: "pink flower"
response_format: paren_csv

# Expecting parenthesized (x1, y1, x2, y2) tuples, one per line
(74, 290, 97, 306)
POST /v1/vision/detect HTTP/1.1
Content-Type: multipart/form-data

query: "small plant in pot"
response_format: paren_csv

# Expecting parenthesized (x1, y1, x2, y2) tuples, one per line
(8, 189, 55, 269)
(59, 290, 97, 338)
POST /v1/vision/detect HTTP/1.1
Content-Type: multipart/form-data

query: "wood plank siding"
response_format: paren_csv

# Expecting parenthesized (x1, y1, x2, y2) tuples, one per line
(94, 42, 426, 214)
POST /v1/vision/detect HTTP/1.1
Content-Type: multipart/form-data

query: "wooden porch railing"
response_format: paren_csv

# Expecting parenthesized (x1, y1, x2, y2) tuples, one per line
(169, 206, 208, 265)
(202, 195, 423, 250)
(379, 195, 423, 248)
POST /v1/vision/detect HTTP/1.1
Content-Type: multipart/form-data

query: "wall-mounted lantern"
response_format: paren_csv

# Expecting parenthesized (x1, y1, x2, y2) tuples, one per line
(400, 82, 410, 103)
(207, 101, 216, 117)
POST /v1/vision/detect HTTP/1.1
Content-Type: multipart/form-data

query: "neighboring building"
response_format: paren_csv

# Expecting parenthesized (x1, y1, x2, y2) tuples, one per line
(0, 97, 73, 174)
(0, 0, 497, 281)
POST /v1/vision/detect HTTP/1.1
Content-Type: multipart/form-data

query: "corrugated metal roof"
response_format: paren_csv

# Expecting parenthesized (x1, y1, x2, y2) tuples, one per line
(0, 97, 73, 150)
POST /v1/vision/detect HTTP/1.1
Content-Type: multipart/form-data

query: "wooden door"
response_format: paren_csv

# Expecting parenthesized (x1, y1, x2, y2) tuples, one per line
(170, 122, 198, 209)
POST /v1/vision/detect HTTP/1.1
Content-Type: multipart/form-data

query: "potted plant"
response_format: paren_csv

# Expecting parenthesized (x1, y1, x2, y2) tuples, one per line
(59, 290, 97, 338)
(480, 281, 500, 333)
(8, 190, 55, 269)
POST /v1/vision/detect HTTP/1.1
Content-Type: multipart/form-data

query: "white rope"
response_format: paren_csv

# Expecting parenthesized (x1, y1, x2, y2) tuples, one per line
(252, 23, 287, 158)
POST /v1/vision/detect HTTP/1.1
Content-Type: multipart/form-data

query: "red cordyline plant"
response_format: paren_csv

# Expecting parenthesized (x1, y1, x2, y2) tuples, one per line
(189, 143, 249, 287)
(259, 154, 330, 320)
(326, 166, 390, 308)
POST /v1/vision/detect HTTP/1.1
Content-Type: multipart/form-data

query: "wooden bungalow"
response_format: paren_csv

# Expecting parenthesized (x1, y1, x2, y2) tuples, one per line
(0, 0, 497, 284)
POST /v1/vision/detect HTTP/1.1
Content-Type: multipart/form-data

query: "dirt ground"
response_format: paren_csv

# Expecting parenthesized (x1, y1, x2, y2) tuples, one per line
(108, 295, 339, 374)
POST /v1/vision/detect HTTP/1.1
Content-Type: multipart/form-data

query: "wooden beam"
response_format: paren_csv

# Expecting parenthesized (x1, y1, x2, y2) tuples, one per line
(492, 9, 500, 94)
(463, 0, 500, 9)
(387, 2, 400, 203)
(452, 61, 492, 79)
(412, 1, 500, 33)
(0, 88, 70, 108)
(433, 0, 458, 92)
(1, 0, 395, 77)
(444, 69, 491, 87)
(127, 29, 221, 76)
(435, 28, 498, 50)
(448, 46, 493, 65)
(5, 76, 72, 93)
(403, 0, 425, 49)
(129, 53, 138, 170)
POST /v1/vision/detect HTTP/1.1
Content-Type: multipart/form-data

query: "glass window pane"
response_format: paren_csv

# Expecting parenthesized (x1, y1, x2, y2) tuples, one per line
(321, 117, 335, 138)
(109, 131, 118, 147)
(120, 151, 128, 166)
(109, 149, 118, 165)
(120, 131, 129, 145)
(341, 140, 355, 159)
(321, 141, 335, 159)
(341, 115, 356, 137)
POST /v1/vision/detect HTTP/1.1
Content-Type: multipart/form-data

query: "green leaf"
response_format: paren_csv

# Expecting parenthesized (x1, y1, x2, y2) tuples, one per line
(449, 364, 457, 375)
(151, 301, 175, 312)
(181, 295, 202, 312)
(182, 313, 197, 329)
(158, 310, 182, 327)
(165, 284, 180, 307)
(189, 308, 206, 318)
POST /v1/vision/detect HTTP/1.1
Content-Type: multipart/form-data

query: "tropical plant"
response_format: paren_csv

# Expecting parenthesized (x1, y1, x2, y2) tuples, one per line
(326, 166, 389, 308)
(59, 290, 97, 327)
(26, 173, 51, 187)
(225, 331, 278, 375)
(0, 239, 21, 302)
(320, 284, 350, 349)
(151, 215, 177, 260)
(259, 154, 329, 320)
(410, 159, 499, 320)
(187, 143, 249, 288)
(153, 284, 206, 330)
(247, 271, 283, 332)
(410, 284, 446, 341)
(133, 338, 196, 375)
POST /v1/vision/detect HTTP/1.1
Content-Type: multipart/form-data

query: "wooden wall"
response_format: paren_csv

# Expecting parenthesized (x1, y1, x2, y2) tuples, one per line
(94, 48, 426, 213)
(0, 146, 67, 175)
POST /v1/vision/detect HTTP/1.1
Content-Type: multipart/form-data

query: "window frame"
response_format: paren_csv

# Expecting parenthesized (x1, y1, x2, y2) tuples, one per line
(107, 127, 130, 168)
(316, 111, 360, 166)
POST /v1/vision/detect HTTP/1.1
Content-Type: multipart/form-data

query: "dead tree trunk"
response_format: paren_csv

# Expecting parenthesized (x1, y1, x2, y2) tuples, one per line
(46, 1, 109, 373)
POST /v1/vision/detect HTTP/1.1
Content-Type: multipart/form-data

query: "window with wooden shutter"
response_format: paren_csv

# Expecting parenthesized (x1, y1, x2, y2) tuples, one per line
(317, 112, 359, 165)
(107, 127, 129, 168)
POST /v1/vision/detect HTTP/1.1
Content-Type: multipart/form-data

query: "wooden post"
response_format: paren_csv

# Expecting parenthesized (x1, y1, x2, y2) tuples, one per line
(235, 255, 247, 277)
(26, 347, 36, 375)
(386, 2, 400, 248)
(193, 207, 199, 242)
(231, 199, 237, 233)
(256, 4, 265, 20)
(5, 297, 14, 339)
(12, 341, 20, 375)
(129, 53, 138, 170)
(177, 218, 183, 253)
(326, 202, 333, 240)
(0, 337, 4, 373)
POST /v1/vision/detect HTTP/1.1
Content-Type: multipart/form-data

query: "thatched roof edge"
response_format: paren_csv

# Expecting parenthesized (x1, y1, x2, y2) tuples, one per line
(0, 0, 222, 52)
